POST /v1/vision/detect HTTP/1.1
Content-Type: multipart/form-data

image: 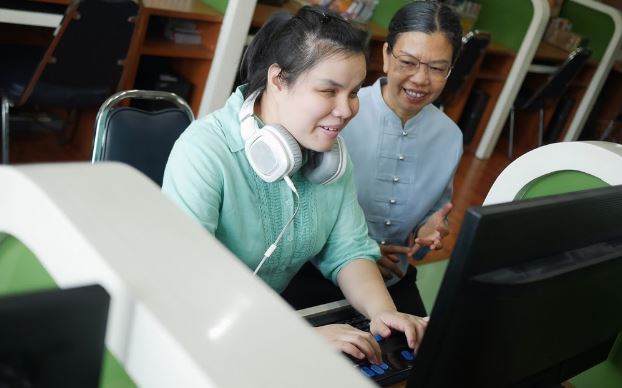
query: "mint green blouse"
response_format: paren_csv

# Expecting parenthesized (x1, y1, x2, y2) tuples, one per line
(162, 87, 379, 292)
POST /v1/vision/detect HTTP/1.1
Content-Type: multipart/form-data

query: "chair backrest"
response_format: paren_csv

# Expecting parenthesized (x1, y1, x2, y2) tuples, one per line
(438, 30, 491, 106)
(19, 0, 138, 107)
(92, 90, 194, 187)
(520, 46, 592, 110)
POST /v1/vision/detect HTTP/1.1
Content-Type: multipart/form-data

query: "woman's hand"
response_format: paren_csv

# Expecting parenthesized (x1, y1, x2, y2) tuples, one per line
(376, 243, 411, 280)
(315, 324, 382, 364)
(412, 203, 453, 253)
(369, 311, 429, 352)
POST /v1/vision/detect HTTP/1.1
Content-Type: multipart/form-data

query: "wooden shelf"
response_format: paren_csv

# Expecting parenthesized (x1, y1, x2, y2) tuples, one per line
(117, 0, 224, 114)
(475, 72, 508, 81)
(142, 0, 222, 22)
(141, 35, 214, 59)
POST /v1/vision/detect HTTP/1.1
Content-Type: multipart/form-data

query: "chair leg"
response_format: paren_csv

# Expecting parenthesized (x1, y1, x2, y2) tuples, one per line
(599, 114, 622, 141)
(1, 96, 10, 164)
(60, 108, 79, 145)
(538, 107, 544, 147)
(508, 108, 515, 160)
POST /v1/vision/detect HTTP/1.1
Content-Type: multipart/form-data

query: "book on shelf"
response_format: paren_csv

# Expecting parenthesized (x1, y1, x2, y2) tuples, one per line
(294, 0, 379, 24)
(164, 18, 202, 45)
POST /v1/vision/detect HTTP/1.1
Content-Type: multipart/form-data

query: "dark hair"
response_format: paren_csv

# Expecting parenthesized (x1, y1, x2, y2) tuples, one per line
(240, 6, 367, 98)
(387, 1, 462, 64)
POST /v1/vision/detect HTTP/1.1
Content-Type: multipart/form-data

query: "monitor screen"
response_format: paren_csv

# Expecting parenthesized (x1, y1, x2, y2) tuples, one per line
(0, 285, 110, 388)
(408, 185, 622, 387)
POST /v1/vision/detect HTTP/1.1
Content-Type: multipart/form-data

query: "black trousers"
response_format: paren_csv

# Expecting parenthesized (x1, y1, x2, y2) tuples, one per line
(281, 261, 427, 317)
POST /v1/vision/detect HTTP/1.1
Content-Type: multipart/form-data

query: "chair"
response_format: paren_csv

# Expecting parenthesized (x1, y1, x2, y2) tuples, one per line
(92, 89, 194, 187)
(0, 0, 139, 164)
(436, 30, 491, 110)
(507, 46, 592, 159)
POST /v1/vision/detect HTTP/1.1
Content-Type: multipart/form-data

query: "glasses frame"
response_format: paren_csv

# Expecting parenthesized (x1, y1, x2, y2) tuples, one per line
(387, 45, 453, 81)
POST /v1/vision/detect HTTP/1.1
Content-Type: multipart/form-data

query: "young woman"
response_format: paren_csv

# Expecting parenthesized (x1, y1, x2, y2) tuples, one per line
(162, 6, 427, 364)
(282, 1, 463, 318)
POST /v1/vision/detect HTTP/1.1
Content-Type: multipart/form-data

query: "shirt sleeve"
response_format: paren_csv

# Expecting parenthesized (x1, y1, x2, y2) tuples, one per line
(312, 160, 381, 284)
(412, 139, 462, 260)
(161, 123, 223, 234)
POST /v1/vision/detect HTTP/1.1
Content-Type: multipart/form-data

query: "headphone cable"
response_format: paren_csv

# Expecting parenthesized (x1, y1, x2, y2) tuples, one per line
(253, 176, 300, 276)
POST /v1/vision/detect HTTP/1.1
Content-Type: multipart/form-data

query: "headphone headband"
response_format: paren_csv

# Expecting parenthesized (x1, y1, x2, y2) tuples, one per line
(238, 90, 346, 185)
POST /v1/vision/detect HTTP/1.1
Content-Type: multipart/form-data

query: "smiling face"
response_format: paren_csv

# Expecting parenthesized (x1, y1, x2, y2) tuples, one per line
(261, 53, 367, 153)
(382, 31, 454, 123)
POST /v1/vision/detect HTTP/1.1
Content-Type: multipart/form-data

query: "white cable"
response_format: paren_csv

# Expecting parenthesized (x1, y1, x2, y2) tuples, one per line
(253, 176, 300, 276)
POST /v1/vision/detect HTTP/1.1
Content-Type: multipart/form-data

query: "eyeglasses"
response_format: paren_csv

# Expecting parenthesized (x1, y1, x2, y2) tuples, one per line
(388, 46, 452, 82)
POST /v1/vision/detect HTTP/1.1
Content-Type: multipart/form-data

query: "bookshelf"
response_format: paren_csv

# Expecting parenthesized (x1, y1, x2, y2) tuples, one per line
(121, 0, 224, 115)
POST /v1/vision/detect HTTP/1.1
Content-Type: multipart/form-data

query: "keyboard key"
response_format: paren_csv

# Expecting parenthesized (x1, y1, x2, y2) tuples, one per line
(371, 365, 385, 375)
(380, 362, 390, 370)
(360, 366, 376, 377)
(401, 350, 415, 361)
(374, 334, 384, 342)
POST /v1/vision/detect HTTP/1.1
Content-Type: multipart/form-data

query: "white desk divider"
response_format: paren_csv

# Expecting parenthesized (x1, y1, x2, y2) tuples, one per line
(562, 0, 622, 142)
(475, 0, 550, 160)
(0, 162, 374, 388)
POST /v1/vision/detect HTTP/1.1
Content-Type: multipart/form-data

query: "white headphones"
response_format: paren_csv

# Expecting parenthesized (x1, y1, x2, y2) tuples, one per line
(239, 91, 347, 184)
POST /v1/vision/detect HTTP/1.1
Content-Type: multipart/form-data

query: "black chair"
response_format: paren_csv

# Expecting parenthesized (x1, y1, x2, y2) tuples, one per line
(507, 46, 592, 159)
(436, 30, 491, 110)
(0, 0, 138, 164)
(92, 90, 194, 187)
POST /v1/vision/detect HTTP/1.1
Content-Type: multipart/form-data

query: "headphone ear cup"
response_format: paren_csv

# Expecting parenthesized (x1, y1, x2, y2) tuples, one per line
(244, 124, 303, 183)
(304, 136, 347, 185)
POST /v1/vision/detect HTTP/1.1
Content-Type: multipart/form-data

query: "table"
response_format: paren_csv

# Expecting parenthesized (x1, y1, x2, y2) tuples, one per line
(0, 0, 68, 28)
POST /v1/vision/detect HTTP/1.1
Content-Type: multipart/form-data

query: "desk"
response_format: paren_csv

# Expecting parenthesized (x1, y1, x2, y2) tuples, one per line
(0, 0, 66, 28)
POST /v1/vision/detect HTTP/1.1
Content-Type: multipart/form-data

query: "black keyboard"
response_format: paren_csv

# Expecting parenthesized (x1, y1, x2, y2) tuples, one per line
(304, 306, 415, 387)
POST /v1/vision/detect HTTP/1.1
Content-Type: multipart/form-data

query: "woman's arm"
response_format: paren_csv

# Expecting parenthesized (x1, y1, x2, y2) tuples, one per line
(337, 259, 428, 351)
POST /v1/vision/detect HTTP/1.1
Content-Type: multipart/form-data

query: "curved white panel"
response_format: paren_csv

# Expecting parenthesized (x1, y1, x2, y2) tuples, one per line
(563, 0, 622, 141)
(0, 162, 373, 388)
(483, 141, 622, 205)
(475, 0, 550, 159)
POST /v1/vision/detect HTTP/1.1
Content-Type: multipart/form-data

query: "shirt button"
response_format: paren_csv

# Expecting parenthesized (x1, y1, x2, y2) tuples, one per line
(398, 155, 405, 161)
(393, 177, 400, 183)
(402, 131, 407, 136)
(385, 220, 392, 226)
(389, 199, 396, 204)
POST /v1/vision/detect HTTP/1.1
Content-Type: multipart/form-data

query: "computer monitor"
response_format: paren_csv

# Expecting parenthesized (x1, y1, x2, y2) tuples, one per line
(408, 185, 622, 387)
(0, 285, 110, 388)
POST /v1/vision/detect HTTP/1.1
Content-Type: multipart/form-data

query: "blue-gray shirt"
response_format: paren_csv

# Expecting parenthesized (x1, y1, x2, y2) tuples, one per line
(342, 78, 463, 286)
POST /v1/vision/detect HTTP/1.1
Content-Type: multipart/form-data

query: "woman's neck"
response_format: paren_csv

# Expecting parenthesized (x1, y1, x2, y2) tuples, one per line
(256, 90, 279, 125)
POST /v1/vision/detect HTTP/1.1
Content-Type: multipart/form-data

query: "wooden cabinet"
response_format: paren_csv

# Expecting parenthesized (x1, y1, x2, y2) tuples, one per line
(121, 0, 223, 115)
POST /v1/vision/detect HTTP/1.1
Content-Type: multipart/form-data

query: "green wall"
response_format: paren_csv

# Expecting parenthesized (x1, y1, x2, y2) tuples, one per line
(474, 0, 534, 51)
(200, 0, 227, 14)
(372, 0, 535, 52)
(371, 0, 412, 28)
(560, 1, 616, 61)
